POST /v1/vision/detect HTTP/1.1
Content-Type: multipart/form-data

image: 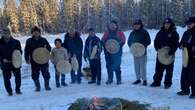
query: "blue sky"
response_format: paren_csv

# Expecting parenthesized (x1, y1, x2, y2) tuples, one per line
(0, 1, 3, 8)
(0, 0, 20, 8)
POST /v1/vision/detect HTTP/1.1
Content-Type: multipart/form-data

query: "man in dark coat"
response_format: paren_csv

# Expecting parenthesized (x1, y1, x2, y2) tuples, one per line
(84, 28, 102, 85)
(0, 27, 22, 96)
(178, 17, 195, 99)
(63, 31, 83, 84)
(128, 19, 151, 86)
(24, 26, 51, 91)
(177, 18, 194, 96)
(101, 20, 126, 85)
(151, 18, 179, 89)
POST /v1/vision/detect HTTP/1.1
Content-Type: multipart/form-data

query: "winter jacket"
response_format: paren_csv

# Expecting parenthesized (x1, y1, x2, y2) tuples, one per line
(101, 31, 126, 56)
(0, 37, 22, 70)
(84, 35, 102, 60)
(128, 29, 151, 54)
(179, 29, 192, 49)
(184, 27, 195, 60)
(24, 36, 51, 66)
(63, 32, 83, 58)
(51, 47, 69, 65)
(154, 29, 179, 55)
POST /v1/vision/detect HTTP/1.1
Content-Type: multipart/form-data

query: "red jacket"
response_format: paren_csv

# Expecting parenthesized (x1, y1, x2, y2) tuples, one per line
(101, 31, 126, 46)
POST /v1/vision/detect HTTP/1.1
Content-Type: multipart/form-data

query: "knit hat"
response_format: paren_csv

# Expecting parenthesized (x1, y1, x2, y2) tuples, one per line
(133, 19, 143, 25)
(185, 16, 195, 25)
(164, 18, 173, 24)
(31, 26, 41, 34)
(88, 28, 95, 32)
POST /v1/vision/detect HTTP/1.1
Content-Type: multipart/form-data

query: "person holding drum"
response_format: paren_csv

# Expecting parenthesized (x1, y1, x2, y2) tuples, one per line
(128, 19, 151, 86)
(63, 30, 83, 84)
(177, 18, 195, 96)
(0, 27, 22, 96)
(101, 20, 126, 85)
(178, 17, 195, 99)
(150, 18, 179, 89)
(84, 28, 102, 85)
(24, 26, 52, 91)
(51, 38, 69, 88)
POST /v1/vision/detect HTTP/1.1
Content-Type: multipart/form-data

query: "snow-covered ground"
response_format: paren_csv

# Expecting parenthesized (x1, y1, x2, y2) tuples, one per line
(0, 27, 195, 110)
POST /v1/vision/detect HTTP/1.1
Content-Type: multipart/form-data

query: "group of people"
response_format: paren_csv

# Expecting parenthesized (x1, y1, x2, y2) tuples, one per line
(0, 16, 195, 100)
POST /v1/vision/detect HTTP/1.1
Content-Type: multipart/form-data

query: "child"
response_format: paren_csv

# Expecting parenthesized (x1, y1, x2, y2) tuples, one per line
(51, 38, 69, 88)
(84, 28, 102, 85)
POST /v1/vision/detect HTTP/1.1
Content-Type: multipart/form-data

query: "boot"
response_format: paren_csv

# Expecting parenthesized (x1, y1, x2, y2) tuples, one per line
(143, 80, 147, 86)
(106, 80, 113, 85)
(132, 80, 141, 85)
(56, 83, 60, 88)
(8, 92, 13, 96)
(150, 82, 161, 87)
(189, 94, 195, 99)
(164, 85, 171, 89)
(177, 91, 190, 96)
(61, 82, 68, 87)
(16, 89, 22, 95)
(34, 80, 40, 92)
(88, 80, 96, 84)
(45, 79, 51, 91)
(97, 81, 101, 86)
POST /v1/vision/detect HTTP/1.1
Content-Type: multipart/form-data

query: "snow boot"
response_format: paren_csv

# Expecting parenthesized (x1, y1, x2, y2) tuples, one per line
(88, 80, 96, 84)
(177, 91, 190, 96)
(34, 80, 40, 92)
(61, 82, 68, 87)
(189, 94, 195, 99)
(143, 80, 147, 86)
(133, 80, 141, 85)
(45, 79, 51, 91)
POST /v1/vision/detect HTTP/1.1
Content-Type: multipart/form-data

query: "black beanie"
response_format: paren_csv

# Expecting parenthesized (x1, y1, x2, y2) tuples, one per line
(31, 26, 41, 34)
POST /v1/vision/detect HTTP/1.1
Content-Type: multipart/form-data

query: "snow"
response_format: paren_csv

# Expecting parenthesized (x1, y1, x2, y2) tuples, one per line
(0, 27, 195, 110)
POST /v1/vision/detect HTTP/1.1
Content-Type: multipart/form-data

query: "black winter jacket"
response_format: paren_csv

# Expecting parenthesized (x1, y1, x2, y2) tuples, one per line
(63, 32, 83, 59)
(154, 29, 179, 55)
(0, 37, 22, 70)
(24, 36, 51, 66)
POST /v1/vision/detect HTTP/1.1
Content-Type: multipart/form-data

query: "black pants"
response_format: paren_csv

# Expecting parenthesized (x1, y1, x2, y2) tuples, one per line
(188, 60, 195, 95)
(2, 69, 21, 93)
(153, 59, 174, 86)
(31, 65, 50, 81)
(180, 67, 190, 93)
(89, 59, 101, 82)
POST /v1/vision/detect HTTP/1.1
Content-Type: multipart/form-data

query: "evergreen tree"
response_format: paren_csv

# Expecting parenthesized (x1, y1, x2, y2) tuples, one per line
(4, 0, 19, 33)
(18, 0, 31, 33)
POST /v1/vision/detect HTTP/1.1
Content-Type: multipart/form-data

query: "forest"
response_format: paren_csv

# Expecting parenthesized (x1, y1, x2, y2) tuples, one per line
(0, 0, 195, 34)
